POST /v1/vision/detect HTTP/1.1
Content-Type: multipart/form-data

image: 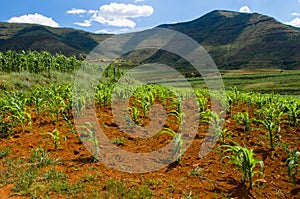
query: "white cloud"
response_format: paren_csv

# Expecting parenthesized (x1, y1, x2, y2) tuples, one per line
(292, 12, 300, 17)
(95, 28, 130, 34)
(99, 3, 153, 18)
(285, 17, 300, 27)
(239, 6, 251, 13)
(68, 3, 154, 28)
(67, 8, 87, 15)
(96, 26, 151, 34)
(91, 15, 137, 28)
(74, 20, 92, 27)
(8, 13, 59, 27)
(134, 0, 146, 2)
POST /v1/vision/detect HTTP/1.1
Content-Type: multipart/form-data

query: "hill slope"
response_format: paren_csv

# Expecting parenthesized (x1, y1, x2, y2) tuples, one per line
(158, 10, 300, 69)
(0, 22, 110, 57)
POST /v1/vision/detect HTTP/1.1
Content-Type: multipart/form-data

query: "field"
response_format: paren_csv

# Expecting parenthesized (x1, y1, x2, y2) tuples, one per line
(0, 51, 299, 198)
(189, 68, 300, 95)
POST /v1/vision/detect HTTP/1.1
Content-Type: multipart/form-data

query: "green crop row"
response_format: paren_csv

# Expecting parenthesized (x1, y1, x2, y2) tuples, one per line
(0, 50, 82, 73)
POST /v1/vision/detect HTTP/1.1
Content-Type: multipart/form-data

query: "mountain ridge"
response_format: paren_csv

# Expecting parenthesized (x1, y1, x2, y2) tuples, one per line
(0, 10, 300, 69)
(0, 22, 110, 57)
(157, 10, 300, 69)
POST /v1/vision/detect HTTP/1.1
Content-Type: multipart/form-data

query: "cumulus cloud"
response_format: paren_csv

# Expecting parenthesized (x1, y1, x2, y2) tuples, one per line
(285, 18, 300, 27)
(99, 3, 153, 18)
(67, 8, 87, 15)
(292, 12, 300, 17)
(95, 28, 130, 34)
(239, 6, 251, 13)
(91, 15, 136, 28)
(74, 20, 92, 27)
(8, 13, 59, 27)
(68, 3, 154, 28)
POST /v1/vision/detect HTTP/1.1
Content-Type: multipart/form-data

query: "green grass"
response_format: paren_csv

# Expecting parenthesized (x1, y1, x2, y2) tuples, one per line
(1, 68, 299, 96)
(188, 69, 300, 95)
(0, 70, 76, 92)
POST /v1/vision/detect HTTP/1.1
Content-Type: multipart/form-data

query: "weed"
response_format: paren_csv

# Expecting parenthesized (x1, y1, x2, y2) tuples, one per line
(30, 146, 59, 167)
(13, 166, 38, 194)
(111, 137, 127, 146)
(0, 147, 10, 159)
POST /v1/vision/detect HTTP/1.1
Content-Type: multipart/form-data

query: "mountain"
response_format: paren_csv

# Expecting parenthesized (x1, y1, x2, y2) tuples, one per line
(0, 10, 300, 69)
(158, 10, 300, 69)
(0, 22, 110, 58)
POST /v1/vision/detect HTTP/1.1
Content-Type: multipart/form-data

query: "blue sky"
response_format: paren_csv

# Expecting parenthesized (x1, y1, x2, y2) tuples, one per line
(1, 0, 300, 33)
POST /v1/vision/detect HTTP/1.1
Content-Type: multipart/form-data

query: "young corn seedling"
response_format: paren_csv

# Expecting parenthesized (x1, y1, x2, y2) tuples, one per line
(217, 128, 231, 144)
(169, 109, 185, 126)
(197, 96, 208, 113)
(129, 105, 140, 124)
(203, 111, 226, 143)
(235, 111, 252, 135)
(7, 97, 32, 133)
(138, 99, 151, 118)
(287, 150, 300, 185)
(255, 112, 282, 149)
(209, 111, 224, 130)
(45, 129, 66, 149)
(221, 141, 264, 189)
(72, 93, 87, 117)
(199, 109, 211, 124)
(30, 87, 46, 119)
(78, 122, 99, 162)
(47, 95, 67, 124)
(287, 102, 300, 127)
(62, 113, 76, 136)
(156, 128, 183, 164)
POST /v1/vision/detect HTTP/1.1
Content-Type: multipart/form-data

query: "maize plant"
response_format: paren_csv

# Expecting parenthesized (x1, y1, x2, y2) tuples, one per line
(62, 113, 76, 136)
(78, 122, 99, 162)
(197, 96, 208, 113)
(156, 128, 183, 163)
(72, 88, 89, 117)
(286, 102, 300, 126)
(228, 87, 241, 104)
(0, 50, 82, 73)
(129, 105, 140, 124)
(217, 128, 231, 144)
(46, 91, 67, 124)
(48, 96, 66, 124)
(202, 111, 225, 143)
(287, 150, 300, 185)
(255, 110, 283, 149)
(5, 94, 31, 133)
(141, 100, 151, 117)
(30, 88, 46, 119)
(235, 111, 252, 134)
(45, 129, 67, 149)
(221, 141, 264, 189)
(169, 109, 185, 127)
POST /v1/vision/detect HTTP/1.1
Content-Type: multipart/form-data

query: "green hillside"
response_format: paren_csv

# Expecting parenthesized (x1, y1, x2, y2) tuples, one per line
(158, 10, 300, 69)
(0, 22, 110, 58)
